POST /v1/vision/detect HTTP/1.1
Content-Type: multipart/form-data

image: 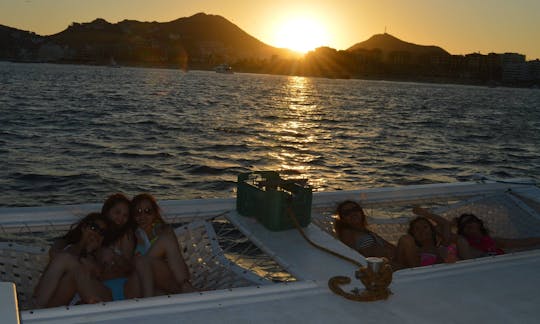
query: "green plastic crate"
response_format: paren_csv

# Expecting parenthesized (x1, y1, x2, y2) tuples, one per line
(236, 171, 312, 231)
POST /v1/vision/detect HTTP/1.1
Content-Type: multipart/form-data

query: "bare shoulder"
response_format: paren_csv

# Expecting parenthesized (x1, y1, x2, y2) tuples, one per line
(398, 233, 415, 244)
(51, 251, 79, 267)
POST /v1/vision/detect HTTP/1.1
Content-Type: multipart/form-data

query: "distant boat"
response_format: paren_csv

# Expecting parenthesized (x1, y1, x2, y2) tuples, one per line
(108, 57, 120, 68)
(215, 63, 233, 74)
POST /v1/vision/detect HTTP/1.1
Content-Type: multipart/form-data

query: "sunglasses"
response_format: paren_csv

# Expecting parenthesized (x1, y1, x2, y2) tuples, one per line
(86, 222, 106, 236)
(136, 207, 154, 215)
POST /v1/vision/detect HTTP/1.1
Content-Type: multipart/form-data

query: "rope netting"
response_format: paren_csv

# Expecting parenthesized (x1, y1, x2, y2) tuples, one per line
(311, 192, 540, 245)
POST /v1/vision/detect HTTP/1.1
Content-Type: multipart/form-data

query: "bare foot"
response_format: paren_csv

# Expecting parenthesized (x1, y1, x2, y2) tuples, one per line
(85, 296, 102, 304)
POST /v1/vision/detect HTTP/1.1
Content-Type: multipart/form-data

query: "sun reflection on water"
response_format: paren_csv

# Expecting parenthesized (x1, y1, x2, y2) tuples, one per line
(265, 76, 327, 189)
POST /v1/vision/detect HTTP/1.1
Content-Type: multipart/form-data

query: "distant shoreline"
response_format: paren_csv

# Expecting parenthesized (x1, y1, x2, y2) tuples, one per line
(3, 17, 538, 89)
(4, 59, 538, 90)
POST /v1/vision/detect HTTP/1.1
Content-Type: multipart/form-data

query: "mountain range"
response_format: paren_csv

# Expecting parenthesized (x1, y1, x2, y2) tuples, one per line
(0, 12, 452, 67)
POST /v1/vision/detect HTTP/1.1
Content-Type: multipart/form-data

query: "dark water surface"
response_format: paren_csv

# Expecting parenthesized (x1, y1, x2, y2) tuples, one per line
(1, 62, 539, 207)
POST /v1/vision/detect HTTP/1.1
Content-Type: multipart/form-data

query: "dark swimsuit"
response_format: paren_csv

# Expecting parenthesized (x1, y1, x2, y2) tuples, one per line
(354, 232, 385, 250)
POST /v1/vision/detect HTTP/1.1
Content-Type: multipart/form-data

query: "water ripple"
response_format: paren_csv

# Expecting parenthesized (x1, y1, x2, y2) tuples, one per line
(1, 62, 540, 206)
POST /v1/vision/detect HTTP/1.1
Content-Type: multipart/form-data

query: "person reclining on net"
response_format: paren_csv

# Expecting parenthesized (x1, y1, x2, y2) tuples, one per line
(334, 200, 395, 260)
(395, 206, 457, 268)
(456, 213, 540, 260)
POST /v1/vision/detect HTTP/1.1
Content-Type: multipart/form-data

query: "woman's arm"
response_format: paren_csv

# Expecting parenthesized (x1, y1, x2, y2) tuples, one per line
(456, 235, 485, 260)
(413, 206, 455, 245)
(494, 237, 540, 250)
(395, 234, 421, 268)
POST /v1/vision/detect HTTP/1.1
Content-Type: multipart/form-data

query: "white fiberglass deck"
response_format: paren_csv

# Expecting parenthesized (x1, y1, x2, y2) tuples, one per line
(2, 179, 540, 323)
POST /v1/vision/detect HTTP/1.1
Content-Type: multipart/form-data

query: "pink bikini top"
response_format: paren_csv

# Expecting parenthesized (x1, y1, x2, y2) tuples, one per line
(420, 253, 438, 266)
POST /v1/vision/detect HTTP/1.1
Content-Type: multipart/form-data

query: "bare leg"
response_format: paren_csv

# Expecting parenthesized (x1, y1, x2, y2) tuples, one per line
(33, 253, 79, 308)
(149, 258, 182, 294)
(124, 271, 141, 299)
(133, 233, 194, 297)
(135, 256, 183, 296)
(134, 255, 155, 298)
(457, 235, 483, 259)
(396, 235, 420, 268)
(147, 234, 191, 289)
(45, 270, 77, 307)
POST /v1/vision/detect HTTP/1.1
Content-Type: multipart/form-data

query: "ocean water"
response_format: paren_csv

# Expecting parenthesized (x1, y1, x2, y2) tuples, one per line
(1, 62, 539, 207)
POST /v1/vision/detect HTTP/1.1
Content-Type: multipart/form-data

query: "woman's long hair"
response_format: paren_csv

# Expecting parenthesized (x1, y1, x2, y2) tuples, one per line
(62, 212, 109, 246)
(101, 193, 135, 245)
(456, 213, 488, 237)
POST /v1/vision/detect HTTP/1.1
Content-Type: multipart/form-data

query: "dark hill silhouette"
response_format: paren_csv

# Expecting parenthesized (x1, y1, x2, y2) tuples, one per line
(162, 13, 275, 55)
(2, 16, 449, 68)
(43, 13, 296, 66)
(348, 33, 449, 56)
(0, 25, 43, 59)
(2, 16, 531, 87)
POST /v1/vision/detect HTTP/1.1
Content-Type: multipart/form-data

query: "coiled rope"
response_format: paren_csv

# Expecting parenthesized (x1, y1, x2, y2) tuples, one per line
(286, 208, 392, 301)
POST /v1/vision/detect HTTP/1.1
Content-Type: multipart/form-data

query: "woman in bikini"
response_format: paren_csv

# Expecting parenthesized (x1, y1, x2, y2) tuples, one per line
(48, 193, 141, 302)
(334, 200, 395, 259)
(130, 193, 193, 297)
(456, 213, 540, 259)
(33, 212, 111, 308)
(95, 193, 140, 301)
(395, 206, 457, 268)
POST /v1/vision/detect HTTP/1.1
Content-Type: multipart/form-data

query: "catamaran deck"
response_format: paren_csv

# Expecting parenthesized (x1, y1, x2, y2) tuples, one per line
(2, 179, 540, 323)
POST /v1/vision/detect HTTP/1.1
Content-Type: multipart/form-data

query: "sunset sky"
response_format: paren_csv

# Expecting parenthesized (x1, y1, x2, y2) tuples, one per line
(2, 0, 539, 59)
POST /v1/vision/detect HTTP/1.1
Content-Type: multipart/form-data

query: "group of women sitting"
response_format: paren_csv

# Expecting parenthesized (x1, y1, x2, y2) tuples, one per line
(32, 193, 193, 308)
(334, 200, 540, 270)
(32, 195, 540, 307)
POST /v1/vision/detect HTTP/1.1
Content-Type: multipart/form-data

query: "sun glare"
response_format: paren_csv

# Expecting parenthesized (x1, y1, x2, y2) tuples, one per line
(274, 18, 330, 53)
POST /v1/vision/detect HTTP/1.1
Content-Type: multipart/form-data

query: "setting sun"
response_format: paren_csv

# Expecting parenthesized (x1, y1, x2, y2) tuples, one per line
(273, 17, 330, 53)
